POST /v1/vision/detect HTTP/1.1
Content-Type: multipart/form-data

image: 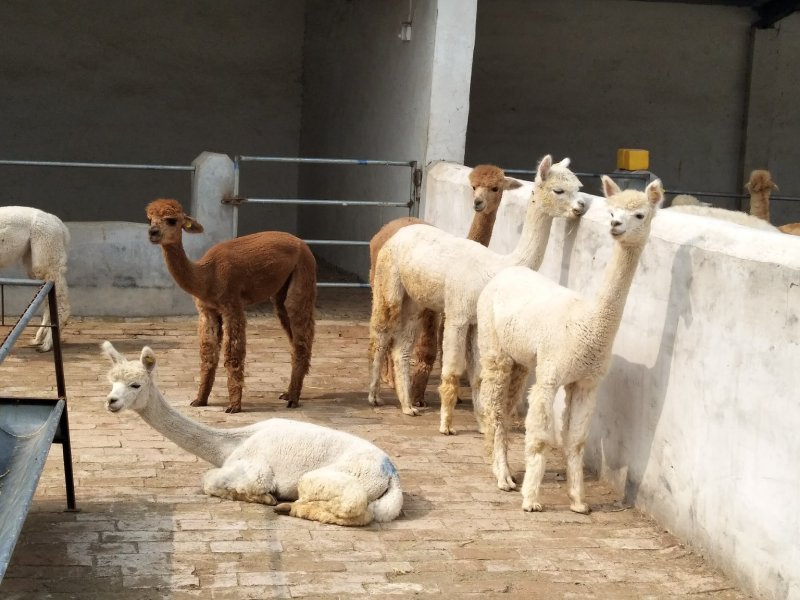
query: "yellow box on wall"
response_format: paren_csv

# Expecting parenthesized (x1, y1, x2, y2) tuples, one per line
(617, 148, 649, 171)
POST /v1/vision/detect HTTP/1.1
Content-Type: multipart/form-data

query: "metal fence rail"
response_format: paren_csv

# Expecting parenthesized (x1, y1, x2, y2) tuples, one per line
(0, 159, 194, 172)
(230, 155, 422, 289)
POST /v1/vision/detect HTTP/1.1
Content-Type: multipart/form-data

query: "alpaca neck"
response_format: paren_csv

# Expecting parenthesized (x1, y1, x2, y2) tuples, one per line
(467, 210, 498, 247)
(506, 201, 553, 269)
(136, 387, 243, 467)
(160, 242, 207, 298)
(589, 241, 645, 340)
(750, 192, 770, 222)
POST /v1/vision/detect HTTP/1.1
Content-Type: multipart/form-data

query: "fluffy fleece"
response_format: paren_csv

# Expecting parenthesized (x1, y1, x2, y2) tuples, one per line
(668, 204, 779, 232)
(368, 155, 586, 435)
(368, 165, 521, 407)
(102, 341, 402, 526)
(477, 177, 664, 514)
(0, 206, 70, 351)
(146, 199, 316, 413)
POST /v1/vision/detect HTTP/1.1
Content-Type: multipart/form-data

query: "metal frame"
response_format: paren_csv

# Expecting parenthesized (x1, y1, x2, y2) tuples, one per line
(226, 155, 422, 289)
(0, 278, 76, 511)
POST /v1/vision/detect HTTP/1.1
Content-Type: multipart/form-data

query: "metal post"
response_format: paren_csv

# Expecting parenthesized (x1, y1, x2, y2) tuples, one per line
(232, 155, 241, 239)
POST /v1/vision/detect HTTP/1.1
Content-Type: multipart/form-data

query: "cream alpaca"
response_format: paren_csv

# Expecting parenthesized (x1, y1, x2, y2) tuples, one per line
(477, 177, 664, 513)
(101, 342, 402, 526)
(668, 204, 778, 232)
(146, 199, 316, 413)
(369, 155, 586, 435)
(0, 206, 71, 352)
(369, 165, 522, 406)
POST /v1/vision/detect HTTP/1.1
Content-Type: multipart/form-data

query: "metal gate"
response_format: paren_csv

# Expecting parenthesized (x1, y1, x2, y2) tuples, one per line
(225, 155, 422, 288)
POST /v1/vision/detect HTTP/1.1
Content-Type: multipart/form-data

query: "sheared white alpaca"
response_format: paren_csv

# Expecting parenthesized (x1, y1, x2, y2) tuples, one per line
(101, 341, 402, 526)
(0, 206, 70, 352)
(670, 194, 709, 208)
(369, 155, 586, 435)
(477, 177, 664, 514)
(667, 204, 778, 232)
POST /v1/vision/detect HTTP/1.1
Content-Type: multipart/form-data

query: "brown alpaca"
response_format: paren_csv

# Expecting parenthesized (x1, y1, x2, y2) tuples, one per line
(145, 199, 316, 413)
(745, 169, 800, 237)
(368, 165, 521, 407)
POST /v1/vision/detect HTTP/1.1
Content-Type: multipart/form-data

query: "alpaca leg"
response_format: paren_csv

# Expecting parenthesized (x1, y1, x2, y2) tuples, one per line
(410, 309, 437, 408)
(192, 306, 222, 407)
(203, 460, 277, 505)
(280, 273, 316, 408)
(562, 383, 597, 514)
(438, 321, 469, 435)
(465, 324, 484, 432)
(520, 381, 557, 512)
(479, 353, 515, 490)
(367, 258, 404, 407)
(222, 309, 247, 413)
(35, 270, 71, 353)
(274, 468, 372, 526)
(390, 304, 421, 416)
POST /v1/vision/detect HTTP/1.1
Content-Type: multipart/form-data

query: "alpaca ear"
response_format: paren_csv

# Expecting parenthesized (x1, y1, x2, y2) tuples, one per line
(140, 347, 157, 372)
(102, 341, 124, 364)
(183, 216, 204, 234)
(601, 176, 622, 198)
(557, 157, 571, 168)
(503, 177, 523, 191)
(535, 155, 553, 182)
(645, 179, 665, 207)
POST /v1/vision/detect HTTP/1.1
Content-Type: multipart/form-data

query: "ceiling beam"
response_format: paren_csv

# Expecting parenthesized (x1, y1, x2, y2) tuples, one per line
(754, 0, 800, 27)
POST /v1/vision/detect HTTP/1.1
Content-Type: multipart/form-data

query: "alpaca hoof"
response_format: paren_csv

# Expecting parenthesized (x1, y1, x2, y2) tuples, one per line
(439, 425, 456, 435)
(498, 476, 517, 491)
(35, 343, 51, 353)
(570, 502, 591, 515)
(412, 399, 428, 408)
(402, 407, 420, 417)
(285, 398, 300, 409)
(190, 398, 208, 407)
(455, 396, 463, 405)
(273, 502, 293, 515)
(368, 394, 383, 407)
(224, 405, 241, 414)
(523, 501, 543, 512)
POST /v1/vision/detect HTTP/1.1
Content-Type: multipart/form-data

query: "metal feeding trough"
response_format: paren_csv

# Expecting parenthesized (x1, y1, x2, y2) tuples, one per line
(0, 278, 76, 582)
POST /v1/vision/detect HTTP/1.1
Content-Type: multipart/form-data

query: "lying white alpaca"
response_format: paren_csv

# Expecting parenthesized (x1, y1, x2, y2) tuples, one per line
(477, 177, 664, 514)
(101, 341, 403, 526)
(0, 206, 71, 351)
(369, 155, 586, 435)
(667, 204, 778, 232)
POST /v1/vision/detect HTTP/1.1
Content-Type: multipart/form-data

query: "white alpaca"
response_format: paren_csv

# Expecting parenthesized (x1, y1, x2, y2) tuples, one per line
(477, 177, 664, 514)
(101, 341, 402, 526)
(667, 204, 778, 232)
(369, 155, 586, 435)
(0, 206, 71, 351)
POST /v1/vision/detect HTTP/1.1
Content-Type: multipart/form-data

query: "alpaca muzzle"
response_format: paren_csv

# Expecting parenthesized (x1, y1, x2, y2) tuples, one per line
(106, 397, 122, 412)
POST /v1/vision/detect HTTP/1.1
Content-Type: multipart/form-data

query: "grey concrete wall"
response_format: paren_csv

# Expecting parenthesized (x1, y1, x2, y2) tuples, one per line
(297, 0, 477, 281)
(425, 162, 800, 600)
(0, 0, 304, 235)
(466, 0, 784, 209)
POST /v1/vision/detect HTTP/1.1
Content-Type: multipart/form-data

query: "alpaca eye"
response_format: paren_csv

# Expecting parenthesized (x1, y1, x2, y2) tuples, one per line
(165, 218, 177, 226)
(491, 187, 499, 192)
(635, 213, 645, 220)
(130, 383, 141, 389)
(472, 186, 477, 191)
(554, 189, 564, 194)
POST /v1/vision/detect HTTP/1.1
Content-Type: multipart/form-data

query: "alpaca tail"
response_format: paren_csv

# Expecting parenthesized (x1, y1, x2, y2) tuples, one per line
(368, 461, 403, 523)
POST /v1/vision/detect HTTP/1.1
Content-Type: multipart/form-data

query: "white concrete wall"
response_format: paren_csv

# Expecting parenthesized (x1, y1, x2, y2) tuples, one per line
(424, 162, 800, 600)
(466, 0, 800, 221)
(298, 0, 476, 281)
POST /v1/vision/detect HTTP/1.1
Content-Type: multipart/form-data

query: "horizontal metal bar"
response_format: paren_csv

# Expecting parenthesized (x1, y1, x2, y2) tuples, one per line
(241, 198, 410, 208)
(0, 277, 46, 287)
(666, 189, 800, 202)
(0, 397, 62, 405)
(0, 281, 52, 364)
(316, 282, 371, 288)
(238, 155, 414, 168)
(304, 240, 369, 246)
(503, 169, 651, 180)
(0, 159, 194, 171)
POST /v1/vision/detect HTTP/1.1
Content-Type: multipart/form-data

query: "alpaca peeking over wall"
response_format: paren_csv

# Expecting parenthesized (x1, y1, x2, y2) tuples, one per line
(145, 199, 316, 413)
(102, 342, 402, 526)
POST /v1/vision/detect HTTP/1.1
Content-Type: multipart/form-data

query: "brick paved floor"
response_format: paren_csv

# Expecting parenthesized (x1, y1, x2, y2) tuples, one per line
(1, 289, 750, 599)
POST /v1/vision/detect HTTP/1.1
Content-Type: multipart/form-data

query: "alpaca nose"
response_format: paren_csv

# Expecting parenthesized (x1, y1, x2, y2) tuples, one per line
(610, 218, 622, 227)
(148, 226, 159, 236)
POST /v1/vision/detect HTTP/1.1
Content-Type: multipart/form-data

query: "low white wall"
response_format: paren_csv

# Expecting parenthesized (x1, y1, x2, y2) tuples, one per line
(424, 162, 800, 600)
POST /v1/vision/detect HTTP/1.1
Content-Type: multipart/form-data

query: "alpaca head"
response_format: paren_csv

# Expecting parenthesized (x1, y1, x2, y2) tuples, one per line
(745, 170, 778, 194)
(145, 199, 205, 246)
(601, 176, 664, 246)
(468, 165, 522, 214)
(102, 341, 157, 413)
(533, 155, 586, 218)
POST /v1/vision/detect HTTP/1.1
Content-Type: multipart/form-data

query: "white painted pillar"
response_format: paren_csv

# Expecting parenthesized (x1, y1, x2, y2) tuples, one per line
(190, 151, 235, 245)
